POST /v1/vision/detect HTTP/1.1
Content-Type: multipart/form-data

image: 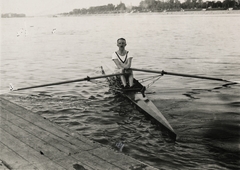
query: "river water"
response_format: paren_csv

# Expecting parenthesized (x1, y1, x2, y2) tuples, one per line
(1, 11, 240, 169)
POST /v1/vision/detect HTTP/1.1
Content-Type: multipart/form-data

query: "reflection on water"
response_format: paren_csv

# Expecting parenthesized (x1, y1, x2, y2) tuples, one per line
(1, 13, 240, 169)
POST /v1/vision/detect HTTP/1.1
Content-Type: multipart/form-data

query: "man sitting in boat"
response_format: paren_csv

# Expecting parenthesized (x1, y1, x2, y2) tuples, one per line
(112, 38, 146, 96)
(112, 38, 134, 89)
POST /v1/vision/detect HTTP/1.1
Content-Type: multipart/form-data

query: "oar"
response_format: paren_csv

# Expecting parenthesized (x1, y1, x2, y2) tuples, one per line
(130, 68, 237, 83)
(11, 73, 125, 91)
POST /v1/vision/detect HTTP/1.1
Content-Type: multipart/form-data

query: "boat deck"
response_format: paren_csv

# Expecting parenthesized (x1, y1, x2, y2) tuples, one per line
(0, 97, 157, 170)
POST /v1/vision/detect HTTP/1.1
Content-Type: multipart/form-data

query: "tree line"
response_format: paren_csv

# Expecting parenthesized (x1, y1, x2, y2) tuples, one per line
(139, 0, 239, 11)
(63, 0, 240, 15)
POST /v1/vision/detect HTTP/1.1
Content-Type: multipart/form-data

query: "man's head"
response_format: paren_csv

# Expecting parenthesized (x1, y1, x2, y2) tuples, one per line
(117, 38, 127, 48)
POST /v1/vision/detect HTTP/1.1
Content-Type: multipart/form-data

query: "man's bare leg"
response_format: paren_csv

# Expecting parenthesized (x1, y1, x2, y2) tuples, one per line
(120, 75, 127, 87)
(128, 74, 134, 87)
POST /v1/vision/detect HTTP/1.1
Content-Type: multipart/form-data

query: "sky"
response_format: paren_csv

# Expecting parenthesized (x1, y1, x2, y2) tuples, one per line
(1, 0, 143, 16)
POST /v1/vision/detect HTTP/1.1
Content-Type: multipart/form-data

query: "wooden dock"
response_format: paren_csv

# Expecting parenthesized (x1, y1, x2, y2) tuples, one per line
(0, 97, 157, 170)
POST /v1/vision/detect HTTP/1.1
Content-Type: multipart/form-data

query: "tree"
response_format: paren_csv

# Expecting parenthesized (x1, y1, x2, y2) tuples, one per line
(174, 0, 181, 9)
(185, 0, 192, 9)
(73, 9, 81, 15)
(192, 0, 197, 8)
(216, 1, 223, 8)
(229, 0, 237, 7)
(107, 4, 115, 11)
(155, 1, 164, 11)
(222, 0, 230, 8)
(139, 0, 158, 11)
(116, 2, 126, 11)
(169, 0, 174, 9)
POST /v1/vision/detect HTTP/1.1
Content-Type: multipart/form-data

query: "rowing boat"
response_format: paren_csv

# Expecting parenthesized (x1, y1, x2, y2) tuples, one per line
(101, 66, 177, 139)
(10, 65, 237, 139)
(8, 57, 237, 141)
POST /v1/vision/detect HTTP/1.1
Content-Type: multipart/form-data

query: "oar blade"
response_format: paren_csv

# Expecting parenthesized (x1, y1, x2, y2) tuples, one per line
(9, 83, 14, 91)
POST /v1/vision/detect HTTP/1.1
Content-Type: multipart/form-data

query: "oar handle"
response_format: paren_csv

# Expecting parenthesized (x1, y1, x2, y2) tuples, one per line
(130, 68, 164, 75)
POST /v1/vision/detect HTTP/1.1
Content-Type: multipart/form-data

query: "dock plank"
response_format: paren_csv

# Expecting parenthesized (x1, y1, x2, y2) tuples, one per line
(89, 147, 154, 170)
(0, 97, 157, 170)
(0, 128, 65, 170)
(0, 107, 117, 169)
(73, 151, 121, 170)
(53, 157, 94, 170)
(1, 108, 91, 154)
(0, 97, 101, 149)
(1, 117, 68, 160)
(0, 142, 35, 170)
(1, 116, 117, 170)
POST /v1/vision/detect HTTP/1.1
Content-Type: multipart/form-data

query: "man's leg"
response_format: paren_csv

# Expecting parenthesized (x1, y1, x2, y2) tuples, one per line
(120, 69, 127, 87)
(128, 70, 134, 87)
(120, 76, 127, 87)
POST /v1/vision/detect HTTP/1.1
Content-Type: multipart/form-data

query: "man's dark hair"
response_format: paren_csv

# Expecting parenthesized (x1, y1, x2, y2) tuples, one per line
(117, 38, 126, 43)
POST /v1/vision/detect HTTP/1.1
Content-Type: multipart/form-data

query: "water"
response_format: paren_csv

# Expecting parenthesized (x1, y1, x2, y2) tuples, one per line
(1, 12, 240, 169)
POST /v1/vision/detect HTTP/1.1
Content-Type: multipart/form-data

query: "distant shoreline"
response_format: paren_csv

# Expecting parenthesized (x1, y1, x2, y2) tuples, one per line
(1, 10, 240, 18)
(59, 9, 240, 17)
(160, 9, 240, 15)
(58, 10, 240, 17)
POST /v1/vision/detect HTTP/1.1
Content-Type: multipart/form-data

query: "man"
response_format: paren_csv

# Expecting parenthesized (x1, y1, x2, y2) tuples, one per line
(112, 38, 134, 88)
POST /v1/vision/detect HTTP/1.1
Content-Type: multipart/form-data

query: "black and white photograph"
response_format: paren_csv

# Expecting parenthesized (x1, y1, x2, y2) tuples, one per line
(1, 0, 240, 169)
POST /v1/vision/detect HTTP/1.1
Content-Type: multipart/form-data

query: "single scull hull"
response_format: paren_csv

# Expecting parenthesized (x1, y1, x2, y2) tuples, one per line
(101, 66, 176, 139)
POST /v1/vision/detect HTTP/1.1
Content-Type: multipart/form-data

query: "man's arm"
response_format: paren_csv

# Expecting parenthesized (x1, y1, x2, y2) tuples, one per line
(125, 57, 132, 68)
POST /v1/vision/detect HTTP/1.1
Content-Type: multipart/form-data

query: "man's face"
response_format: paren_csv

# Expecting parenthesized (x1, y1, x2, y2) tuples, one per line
(117, 40, 126, 48)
